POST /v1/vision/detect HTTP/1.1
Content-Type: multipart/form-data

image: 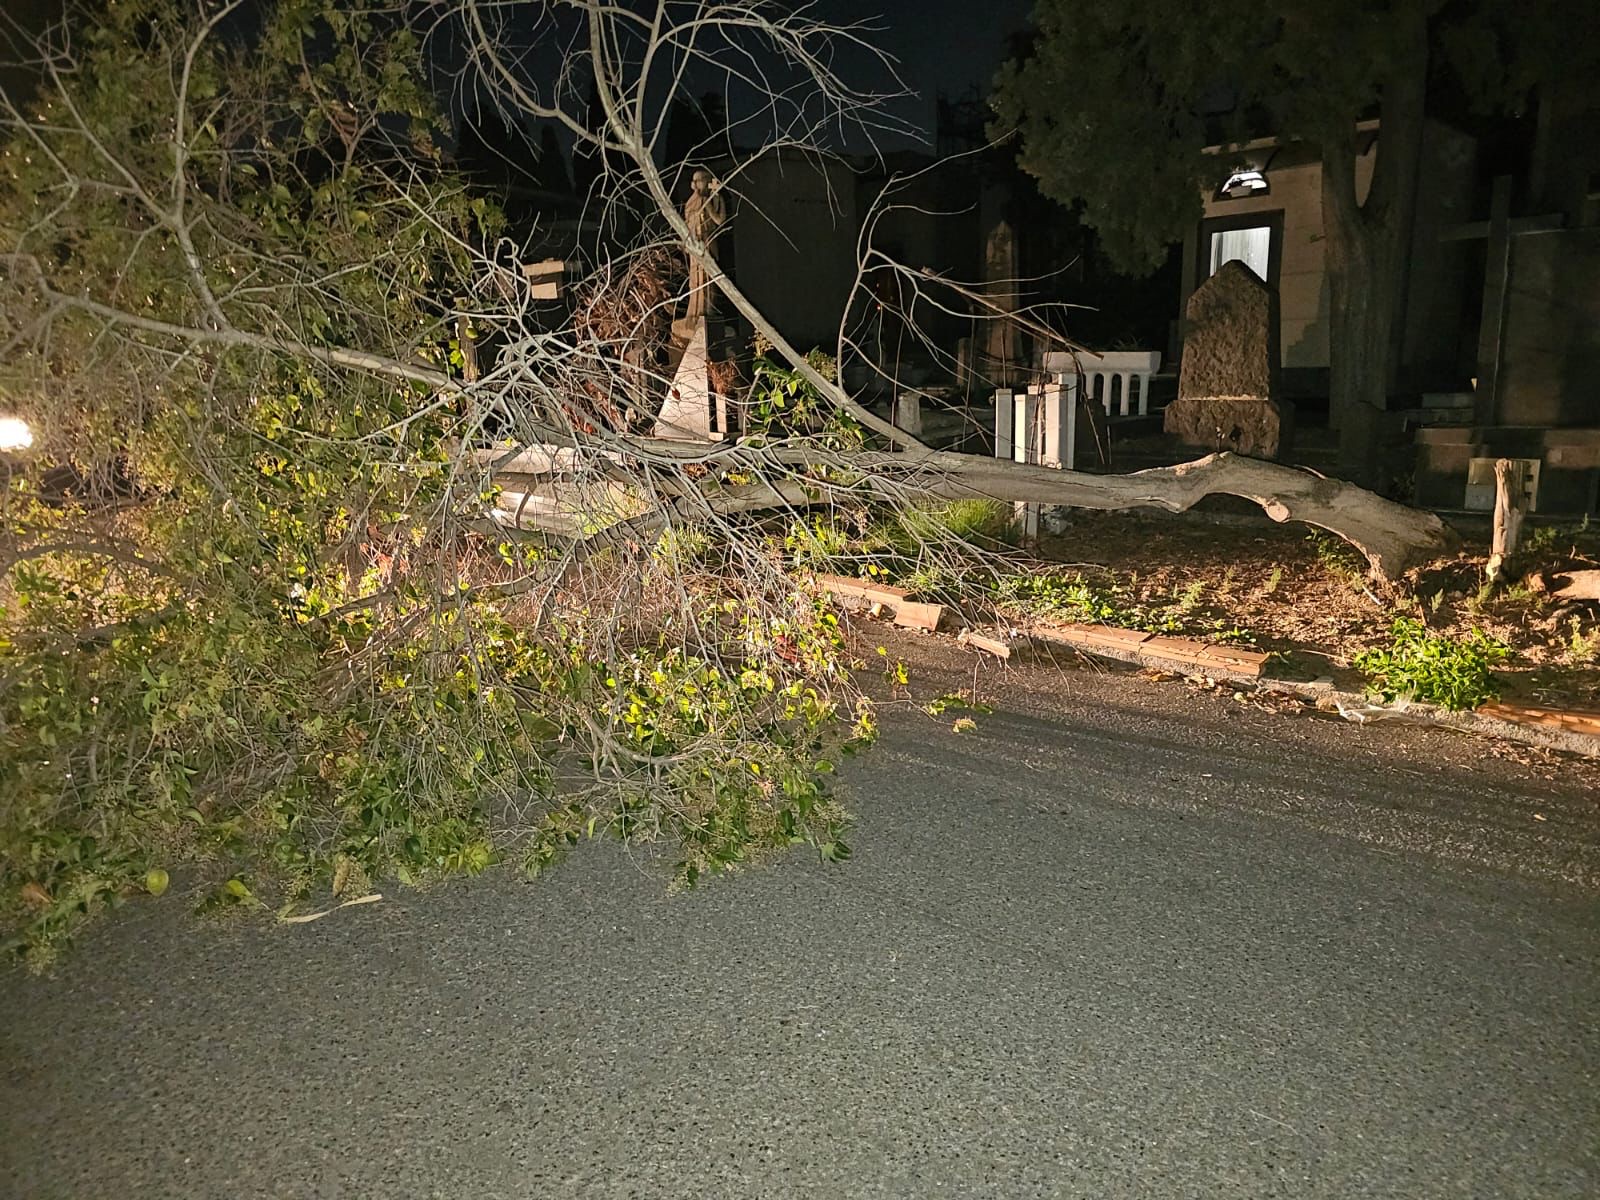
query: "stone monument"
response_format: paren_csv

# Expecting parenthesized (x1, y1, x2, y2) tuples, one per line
(1164, 259, 1290, 459)
(655, 170, 735, 440)
(980, 217, 1024, 386)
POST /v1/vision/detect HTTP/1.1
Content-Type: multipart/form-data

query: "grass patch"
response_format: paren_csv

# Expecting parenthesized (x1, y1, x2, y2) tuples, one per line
(993, 570, 1254, 645)
(1524, 516, 1591, 558)
(893, 499, 1014, 547)
(1308, 531, 1368, 590)
(1569, 617, 1600, 665)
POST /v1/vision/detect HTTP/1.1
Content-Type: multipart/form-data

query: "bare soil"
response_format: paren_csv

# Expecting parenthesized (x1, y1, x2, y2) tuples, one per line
(1028, 508, 1600, 711)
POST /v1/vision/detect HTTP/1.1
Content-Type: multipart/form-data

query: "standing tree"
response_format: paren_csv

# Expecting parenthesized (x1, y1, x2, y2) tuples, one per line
(991, 0, 1587, 480)
(0, 0, 1451, 963)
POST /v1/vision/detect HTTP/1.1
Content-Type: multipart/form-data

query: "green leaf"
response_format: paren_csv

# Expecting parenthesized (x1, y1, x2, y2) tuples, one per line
(144, 868, 170, 897)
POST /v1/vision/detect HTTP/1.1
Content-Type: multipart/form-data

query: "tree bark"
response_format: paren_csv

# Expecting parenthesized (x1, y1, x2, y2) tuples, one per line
(892, 450, 1452, 581)
(1320, 11, 1428, 488)
(490, 446, 1454, 582)
(1543, 571, 1600, 602)
(1487, 457, 1527, 583)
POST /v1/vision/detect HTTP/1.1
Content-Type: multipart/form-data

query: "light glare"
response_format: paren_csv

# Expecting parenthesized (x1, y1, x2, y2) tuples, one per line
(0, 416, 34, 452)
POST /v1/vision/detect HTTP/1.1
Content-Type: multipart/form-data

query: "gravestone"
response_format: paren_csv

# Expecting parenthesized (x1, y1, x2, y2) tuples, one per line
(892, 391, 923, 438)
(981, 217, 1023, 385)
(1164, 259, 1289, 459)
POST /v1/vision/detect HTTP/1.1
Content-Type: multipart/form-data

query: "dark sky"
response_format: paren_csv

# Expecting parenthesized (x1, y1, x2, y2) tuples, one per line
(816, 0, 1036, 148)
(2, 0, 1040, 157)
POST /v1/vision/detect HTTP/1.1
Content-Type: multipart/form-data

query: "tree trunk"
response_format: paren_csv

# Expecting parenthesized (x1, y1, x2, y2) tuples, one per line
(900, 449, 1452, 581)
(1324, 230, 1394, 487)
(491, 446, 1455, 582)
(1320, 12, 1428, 489)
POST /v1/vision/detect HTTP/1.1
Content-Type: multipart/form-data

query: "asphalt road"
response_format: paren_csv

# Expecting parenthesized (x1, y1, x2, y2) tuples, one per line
(4, 660, 1599, 1199)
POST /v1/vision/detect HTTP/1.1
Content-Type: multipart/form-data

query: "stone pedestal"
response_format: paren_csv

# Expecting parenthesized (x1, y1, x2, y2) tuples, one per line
(1163, 395, 1291, 459)
(654, 316, 733, 440)
(893, 391, 923, 438)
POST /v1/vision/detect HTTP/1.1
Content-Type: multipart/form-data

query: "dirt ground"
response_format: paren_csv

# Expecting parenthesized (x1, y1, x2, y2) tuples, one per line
(1028, 507, 1600, 710)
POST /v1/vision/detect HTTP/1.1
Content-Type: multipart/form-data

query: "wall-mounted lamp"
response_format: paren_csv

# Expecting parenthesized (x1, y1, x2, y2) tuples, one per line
(1219, 169, 1269, 199)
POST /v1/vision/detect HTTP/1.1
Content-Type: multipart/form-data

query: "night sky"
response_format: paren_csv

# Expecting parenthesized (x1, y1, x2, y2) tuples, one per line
(2, 0, 1041, 157)
(816, 0, 1036, 148)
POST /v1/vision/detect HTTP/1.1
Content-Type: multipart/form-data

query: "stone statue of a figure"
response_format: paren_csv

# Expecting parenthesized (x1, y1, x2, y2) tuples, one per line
(683, 169, 727, 321)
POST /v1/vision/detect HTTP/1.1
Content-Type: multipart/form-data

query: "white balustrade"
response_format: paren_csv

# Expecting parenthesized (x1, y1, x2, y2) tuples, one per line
(1040, 350, 1161, 417)
(994, 379, 1083, 542)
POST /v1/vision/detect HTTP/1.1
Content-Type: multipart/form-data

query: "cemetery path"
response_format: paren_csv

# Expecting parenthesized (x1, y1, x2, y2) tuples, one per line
(4, 663, 1599, 1200)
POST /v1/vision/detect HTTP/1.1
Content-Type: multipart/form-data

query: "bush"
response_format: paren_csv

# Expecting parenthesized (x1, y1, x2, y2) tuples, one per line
(993, 573, 1123, 624)
(1353, 617, 1509, 711)
(990, 571, 1254, 645)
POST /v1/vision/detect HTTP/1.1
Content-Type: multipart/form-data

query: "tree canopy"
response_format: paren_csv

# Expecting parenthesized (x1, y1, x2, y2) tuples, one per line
(990, 0, 1583, 276)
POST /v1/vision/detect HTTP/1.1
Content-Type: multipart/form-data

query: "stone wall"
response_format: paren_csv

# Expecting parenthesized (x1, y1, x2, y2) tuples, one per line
(1498, 228, 1600, 429)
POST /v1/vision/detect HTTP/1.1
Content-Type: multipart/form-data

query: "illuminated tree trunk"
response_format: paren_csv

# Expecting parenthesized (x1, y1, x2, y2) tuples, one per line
(1321, 14, 1427, 490)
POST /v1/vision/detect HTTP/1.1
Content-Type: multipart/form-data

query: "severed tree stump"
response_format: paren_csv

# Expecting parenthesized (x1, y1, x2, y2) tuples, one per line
(1487, 458, 1528, 584)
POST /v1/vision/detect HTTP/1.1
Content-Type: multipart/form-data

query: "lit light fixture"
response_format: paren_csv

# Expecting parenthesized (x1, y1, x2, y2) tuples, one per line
(0, 416, 33, 452)
(1219, 169, 1269, 199)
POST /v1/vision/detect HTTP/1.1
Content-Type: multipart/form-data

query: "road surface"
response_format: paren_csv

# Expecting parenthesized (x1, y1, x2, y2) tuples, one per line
(4, 659, 1598, 1198)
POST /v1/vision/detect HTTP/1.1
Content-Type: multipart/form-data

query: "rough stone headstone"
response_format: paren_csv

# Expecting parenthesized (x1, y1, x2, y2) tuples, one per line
(1165, 259, 1288, 459)
(954, 335, 974, 394)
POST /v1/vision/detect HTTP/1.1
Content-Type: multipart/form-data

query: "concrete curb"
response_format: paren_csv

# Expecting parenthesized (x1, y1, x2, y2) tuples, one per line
(966, 623, 1600, 762)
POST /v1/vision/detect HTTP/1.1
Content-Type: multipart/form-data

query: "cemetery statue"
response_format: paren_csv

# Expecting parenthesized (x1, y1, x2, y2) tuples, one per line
(683, 169, 728, 321)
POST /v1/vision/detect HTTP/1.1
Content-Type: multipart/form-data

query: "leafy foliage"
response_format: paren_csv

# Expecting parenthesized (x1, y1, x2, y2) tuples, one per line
(1354, 617, 1509, 711)
(892, 500, 1014, 550)
(746, 346, 863, 449)
(0, 1, 868, 967)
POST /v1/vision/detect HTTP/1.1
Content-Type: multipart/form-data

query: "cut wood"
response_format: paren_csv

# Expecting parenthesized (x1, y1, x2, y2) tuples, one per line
(957, 630, 1013, 660)
(1030, 622, 1270, 677)
(890, 602, 944, 633)
(1479, 701, 1600, 737)
(1545, 569, 1600, 602)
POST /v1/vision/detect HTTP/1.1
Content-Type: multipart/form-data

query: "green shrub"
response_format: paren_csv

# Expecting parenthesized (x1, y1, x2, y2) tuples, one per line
(0, 2, 865, 967)
(1353, 617, 1509, 710)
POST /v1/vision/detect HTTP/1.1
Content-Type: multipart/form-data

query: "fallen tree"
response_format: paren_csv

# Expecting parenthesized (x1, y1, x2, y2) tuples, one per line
(0, 0, 1451, 963)
(480, 439, 1451, 581)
